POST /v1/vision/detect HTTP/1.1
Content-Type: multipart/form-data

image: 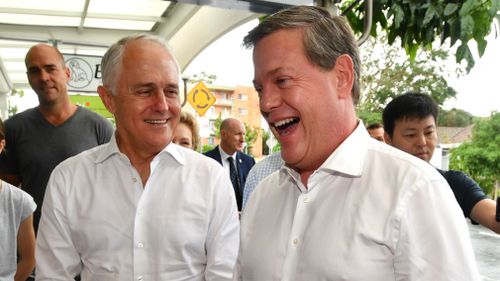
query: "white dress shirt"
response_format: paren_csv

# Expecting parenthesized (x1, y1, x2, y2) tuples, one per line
(36, 135, 240, 281)
(218, 145, 237, 175)
(234, 122, 479, 281)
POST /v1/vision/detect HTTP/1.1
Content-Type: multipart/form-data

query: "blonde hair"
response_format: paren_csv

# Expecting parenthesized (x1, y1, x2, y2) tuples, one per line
(179, 111, 200, 151)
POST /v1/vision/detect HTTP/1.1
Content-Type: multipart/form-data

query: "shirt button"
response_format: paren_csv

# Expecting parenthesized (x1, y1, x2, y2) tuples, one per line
(132, 177, 138, 183)
(137, 276, 143, 281)
(303, 196, 311, 203)
(292, 238, 299, 245)
(137, 242, 144, 248)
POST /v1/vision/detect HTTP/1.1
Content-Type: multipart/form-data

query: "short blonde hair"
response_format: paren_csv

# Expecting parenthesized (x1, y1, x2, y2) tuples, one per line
(179, 111, 200, 151)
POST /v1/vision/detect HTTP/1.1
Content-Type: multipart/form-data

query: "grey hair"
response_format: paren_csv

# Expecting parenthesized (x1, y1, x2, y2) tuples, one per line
(101, 33, 179, 94)
(243, 5, 361, 104)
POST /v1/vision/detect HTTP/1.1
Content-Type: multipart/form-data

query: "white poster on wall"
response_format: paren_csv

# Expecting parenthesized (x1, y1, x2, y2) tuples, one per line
(63, 54, 102, 93)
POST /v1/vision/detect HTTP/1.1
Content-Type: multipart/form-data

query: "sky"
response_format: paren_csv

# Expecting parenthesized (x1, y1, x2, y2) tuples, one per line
(15, 19, 500, 117)
(184, 19, 500, 118)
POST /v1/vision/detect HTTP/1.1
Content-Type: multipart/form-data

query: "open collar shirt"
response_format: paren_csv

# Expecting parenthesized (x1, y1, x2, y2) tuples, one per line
(36, 135, 240, 281)
(235, 122, 479, 281)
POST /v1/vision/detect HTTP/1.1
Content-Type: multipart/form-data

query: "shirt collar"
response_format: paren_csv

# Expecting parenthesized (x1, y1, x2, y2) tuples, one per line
(218, 145, 237, 160)
(95, 133, 185, 166)
(320, 120, 369, 177)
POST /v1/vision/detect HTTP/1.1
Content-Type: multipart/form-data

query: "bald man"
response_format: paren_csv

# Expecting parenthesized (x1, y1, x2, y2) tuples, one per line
(0, 44, 113, 232)
(204, 118, 255, 211)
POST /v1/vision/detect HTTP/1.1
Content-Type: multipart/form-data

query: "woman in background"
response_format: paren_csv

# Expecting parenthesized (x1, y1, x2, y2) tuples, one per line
(0, 117, 36, 281)
(173, 111, 200, 151)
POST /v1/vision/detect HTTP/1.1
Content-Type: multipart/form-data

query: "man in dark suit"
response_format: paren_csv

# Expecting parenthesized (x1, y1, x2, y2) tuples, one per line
(204, 117, 256, 211)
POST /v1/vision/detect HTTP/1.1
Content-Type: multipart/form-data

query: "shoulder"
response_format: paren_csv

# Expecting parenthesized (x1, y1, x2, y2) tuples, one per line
(76, 106, 110, 122)
(173, 146, 226, 178)
(238, 151, 255, 163)
(439, 169, 479, 188)
(203, 146, 219, 157)
(53, 143, 106, 172)
(4, 108, 38, 126)
(1, 181, 35, 205)
(365, 141, 445, 186)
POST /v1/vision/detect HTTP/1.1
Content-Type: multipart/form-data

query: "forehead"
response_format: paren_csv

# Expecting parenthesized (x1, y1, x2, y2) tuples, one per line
(26, 45, 63, 67)
(395, 115, 436, 130)
(120, 40, 179, 77)
(253, 29, 307, 70)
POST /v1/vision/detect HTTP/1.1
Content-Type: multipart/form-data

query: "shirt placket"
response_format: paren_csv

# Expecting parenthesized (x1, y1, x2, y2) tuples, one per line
(281, 174, 319, 281)
(132, 167, 147, 281)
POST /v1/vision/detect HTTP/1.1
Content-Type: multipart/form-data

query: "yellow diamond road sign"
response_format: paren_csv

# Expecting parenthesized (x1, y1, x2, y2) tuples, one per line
(187, 82, 216, 116)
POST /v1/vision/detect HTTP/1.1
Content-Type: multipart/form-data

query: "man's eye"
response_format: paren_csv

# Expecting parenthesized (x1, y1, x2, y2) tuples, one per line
(165, 89, 179, 97)
(137, 89, 152, 96)
(28, 69, 40, 75)
(276, 77, 289, 87)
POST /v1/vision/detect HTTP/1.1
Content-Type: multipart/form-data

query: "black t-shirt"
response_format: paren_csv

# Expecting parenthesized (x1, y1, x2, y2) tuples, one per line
(0, 106, 114, 232)
(437, 169, 488, 218)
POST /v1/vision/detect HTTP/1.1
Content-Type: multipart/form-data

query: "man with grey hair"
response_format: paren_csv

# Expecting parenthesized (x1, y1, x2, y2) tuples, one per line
(36, 34, 239, 281)
(235, 5, 479, 281)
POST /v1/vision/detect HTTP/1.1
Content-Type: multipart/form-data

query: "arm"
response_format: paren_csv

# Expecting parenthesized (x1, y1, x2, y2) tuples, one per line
(14, 214, 36, 281)
(470, 198, 500, 234)
(205, 169, 240, 281)
(36, 168, 82, 280)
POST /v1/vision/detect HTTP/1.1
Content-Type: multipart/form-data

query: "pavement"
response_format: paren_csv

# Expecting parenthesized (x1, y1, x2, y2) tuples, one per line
(468, 221, 500, 281)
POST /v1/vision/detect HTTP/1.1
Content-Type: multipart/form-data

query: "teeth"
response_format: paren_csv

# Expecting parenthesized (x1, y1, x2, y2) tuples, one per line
(273, 118, 295, 127)
(146, 119, 167, 124)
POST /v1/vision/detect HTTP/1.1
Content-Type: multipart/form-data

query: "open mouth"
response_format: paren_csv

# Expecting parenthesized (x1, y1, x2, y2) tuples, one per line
(272, 117, 299, 135)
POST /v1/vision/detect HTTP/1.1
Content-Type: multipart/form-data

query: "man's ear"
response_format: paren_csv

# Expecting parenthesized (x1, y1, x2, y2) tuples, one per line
(333, 54, 354, 100)
(97, 85, 115, 115)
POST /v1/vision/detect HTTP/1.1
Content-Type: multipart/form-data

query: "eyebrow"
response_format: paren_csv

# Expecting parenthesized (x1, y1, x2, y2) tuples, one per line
(252, 67, 286, 85)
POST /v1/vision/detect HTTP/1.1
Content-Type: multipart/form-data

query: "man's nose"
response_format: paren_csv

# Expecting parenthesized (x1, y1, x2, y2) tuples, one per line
(259, 88, 281, 114)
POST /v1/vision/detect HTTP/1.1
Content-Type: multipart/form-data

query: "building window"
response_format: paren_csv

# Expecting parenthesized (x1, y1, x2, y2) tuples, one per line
(238, 108, 248, 116)
(238, 93, 248, 101)
(208, 136, 215, 145)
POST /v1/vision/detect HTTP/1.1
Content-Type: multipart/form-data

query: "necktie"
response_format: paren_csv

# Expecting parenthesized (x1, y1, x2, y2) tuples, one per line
(228, 156, 242, 211)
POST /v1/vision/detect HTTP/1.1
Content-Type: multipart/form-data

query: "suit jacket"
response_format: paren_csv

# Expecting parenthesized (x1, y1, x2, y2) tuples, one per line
(204, 145, 256, 192)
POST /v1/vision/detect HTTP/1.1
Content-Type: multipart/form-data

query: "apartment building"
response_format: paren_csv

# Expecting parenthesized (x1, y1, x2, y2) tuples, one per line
(183, 84, 263, 157)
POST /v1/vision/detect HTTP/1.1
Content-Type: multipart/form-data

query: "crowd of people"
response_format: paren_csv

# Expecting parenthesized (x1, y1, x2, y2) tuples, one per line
(0, 5, 497, 281)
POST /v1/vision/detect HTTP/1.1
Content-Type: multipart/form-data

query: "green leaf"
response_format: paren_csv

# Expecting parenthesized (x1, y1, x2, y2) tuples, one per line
(489, 0, 500, 17)
(444, 3, 458, 17)
(423, 5, 437, 25)
(456, 43, 467, 63)
(460, 15, 475, 38)
(392, 3, 405, 29)
(475, 37, 487, 57)
(449, 18, 460, 46)
(457, 44, 475, 73)
(459, 0, 477, 17)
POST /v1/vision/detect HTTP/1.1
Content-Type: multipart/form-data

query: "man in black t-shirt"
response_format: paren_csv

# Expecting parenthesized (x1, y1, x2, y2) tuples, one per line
(383, 92, 500, 234)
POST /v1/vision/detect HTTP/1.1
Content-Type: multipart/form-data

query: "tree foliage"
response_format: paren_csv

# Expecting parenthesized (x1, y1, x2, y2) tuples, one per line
(189, 71, 217, 85)
(8, 88, 24, 117)
(244, 124, 262, 155)
(342, 0, 500, 72)
(438, 108, 475, 127)
(356, 34, 462, 115)
(449, 112, 500, 196)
